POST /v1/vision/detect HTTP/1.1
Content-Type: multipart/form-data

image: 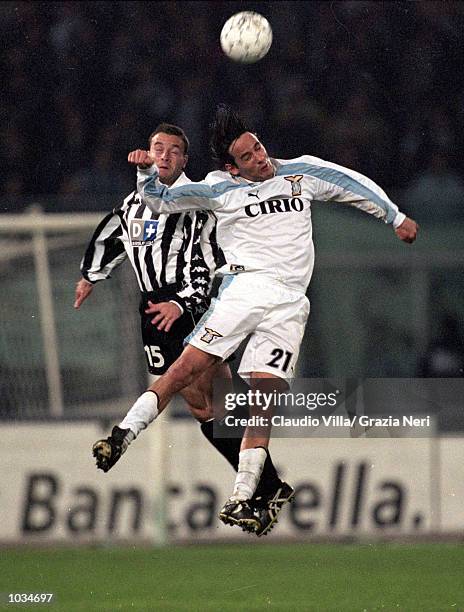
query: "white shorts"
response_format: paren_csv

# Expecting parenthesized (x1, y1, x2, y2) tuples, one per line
(186, 273, 310, 380)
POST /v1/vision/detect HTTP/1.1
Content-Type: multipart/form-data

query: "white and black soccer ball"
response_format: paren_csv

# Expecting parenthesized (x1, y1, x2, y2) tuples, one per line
(220, 11, 273, 64)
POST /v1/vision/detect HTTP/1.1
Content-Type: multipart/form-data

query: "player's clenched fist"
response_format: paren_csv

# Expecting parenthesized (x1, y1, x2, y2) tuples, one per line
(395, 217, 419, 244)
(128, 149, 155, 168)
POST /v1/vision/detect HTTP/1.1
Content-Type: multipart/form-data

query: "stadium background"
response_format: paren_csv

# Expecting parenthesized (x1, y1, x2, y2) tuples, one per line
(1, 1, 464, 610)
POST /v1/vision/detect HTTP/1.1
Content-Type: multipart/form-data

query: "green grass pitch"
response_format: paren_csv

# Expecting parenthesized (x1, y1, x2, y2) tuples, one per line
(1, 543, 463, 611)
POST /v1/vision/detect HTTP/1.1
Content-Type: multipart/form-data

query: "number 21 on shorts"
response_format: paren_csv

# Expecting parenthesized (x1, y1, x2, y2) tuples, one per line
(266, 348, 293, 372)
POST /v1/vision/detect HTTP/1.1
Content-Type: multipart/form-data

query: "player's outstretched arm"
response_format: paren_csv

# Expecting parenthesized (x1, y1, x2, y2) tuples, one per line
(129, 150, 222, 215)
(394, 216, 418, 244)
(78, 210, 127, 292)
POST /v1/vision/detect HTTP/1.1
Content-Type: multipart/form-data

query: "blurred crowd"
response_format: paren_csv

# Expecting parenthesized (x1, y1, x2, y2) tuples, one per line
(1, 0, 464, 221)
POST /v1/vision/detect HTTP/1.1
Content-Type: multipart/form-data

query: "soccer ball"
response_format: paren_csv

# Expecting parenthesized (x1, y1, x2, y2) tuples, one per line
(220, 11, 273, 64)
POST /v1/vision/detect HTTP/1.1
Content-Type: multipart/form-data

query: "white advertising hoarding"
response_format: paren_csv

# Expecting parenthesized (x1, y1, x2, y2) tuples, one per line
(168, 425, 435, 540)
(0, 423, 162, 543)
(0, 421, 460, 544)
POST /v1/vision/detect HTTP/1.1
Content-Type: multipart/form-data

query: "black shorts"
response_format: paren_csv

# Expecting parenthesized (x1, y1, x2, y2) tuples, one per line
(140, 286, 208, 375)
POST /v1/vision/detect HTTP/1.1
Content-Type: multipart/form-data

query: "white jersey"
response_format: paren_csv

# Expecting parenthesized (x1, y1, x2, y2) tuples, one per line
(137, 155, 405, 293)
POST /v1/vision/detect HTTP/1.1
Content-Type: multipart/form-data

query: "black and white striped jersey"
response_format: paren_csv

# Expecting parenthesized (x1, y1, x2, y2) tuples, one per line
(80, 172, 223, 314)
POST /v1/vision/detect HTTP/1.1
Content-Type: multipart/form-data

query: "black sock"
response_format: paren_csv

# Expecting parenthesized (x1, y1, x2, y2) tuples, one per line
(200, 420, 241, 471)
(254, 447, 282, 499)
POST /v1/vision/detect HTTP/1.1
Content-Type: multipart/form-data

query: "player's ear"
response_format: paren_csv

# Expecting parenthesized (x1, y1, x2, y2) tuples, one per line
(182, 154, 188, 169)
(225, 163, 240, 176)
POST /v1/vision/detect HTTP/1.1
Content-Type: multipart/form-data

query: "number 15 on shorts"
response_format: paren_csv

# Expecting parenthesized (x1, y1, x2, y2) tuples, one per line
(144, 345, 165, 368)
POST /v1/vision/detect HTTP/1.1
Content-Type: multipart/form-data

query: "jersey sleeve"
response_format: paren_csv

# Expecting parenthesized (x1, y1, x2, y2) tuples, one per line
(306, 156, 405, 227)
(80, 211, 127, 283)
(137, 165, 224, 214)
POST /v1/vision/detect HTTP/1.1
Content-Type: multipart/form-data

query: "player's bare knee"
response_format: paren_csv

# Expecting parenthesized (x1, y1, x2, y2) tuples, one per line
(170, 347, 218, 388)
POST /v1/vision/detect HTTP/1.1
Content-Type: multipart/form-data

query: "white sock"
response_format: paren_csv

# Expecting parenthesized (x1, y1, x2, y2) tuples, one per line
(119, 391, 159, 438)
(231, 447, 267, 501)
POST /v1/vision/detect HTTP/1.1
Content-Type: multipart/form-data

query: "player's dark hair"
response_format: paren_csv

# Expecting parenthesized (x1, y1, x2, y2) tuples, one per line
(210, 104, 251, 169)
(148, 123, 190, 155)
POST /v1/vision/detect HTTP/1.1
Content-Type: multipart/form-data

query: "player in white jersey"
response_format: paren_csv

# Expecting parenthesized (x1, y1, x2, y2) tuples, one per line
(94, 105, 418, 536)
(90, 123, 287, 530)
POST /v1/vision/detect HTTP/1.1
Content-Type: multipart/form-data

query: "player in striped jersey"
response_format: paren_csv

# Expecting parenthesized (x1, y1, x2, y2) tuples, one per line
(96, 106, 418, 536)
(75, 124, 219, 382)
(86, 124, 285, 522)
